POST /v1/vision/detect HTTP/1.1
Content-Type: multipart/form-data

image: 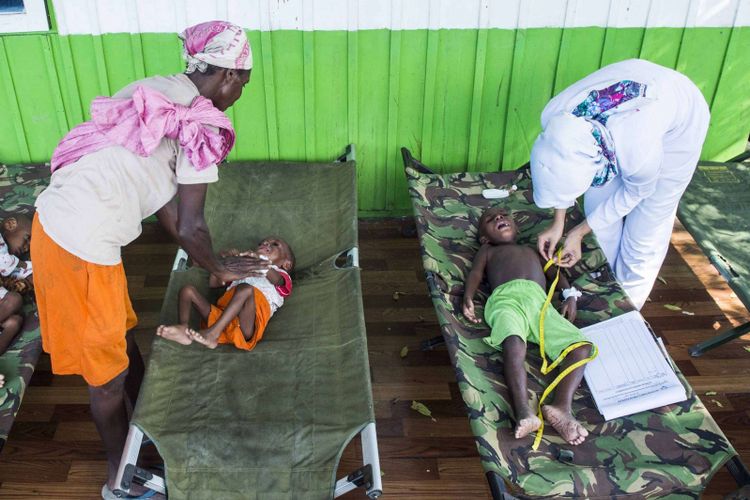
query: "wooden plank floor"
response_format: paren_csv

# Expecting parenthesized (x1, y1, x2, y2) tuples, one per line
(1, 219, 748, 499)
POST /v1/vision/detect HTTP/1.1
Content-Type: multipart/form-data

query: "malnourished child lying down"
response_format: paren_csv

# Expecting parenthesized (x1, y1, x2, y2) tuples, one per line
(463, 207, 596, 447)
(158, 237, 294, 350)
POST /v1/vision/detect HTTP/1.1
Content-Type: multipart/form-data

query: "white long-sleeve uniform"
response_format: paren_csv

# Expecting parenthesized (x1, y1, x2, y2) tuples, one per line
(541, 59, 710, 308)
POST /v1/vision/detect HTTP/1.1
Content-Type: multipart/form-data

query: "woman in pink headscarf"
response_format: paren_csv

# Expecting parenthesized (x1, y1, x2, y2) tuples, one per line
(31, 21, 261, 498)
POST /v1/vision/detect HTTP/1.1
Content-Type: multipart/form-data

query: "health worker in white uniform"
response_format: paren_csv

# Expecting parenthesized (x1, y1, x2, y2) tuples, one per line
(531, 59, 710, 309)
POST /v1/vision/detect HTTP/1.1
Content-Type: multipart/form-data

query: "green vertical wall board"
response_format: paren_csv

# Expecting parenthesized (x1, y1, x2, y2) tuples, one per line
(129, 34, 147, 82)
(50, 36, 88, 128)
(384, 29, 402, 211)
(502, 28, 564, 170)
(600, 27, 645, 66)
(0, 38, 31, 162)
(639, 27, 684, 69)
(474, 29, 515, 172)
(701, 26, 750, 160)
(39, 36, 69, 147)
(676, 28, 732, 107)
(67, 36, 105, 120)
(431, 30, 477, 172)
(392, 30, 428, 211)
(2, 36, 62, 162)
(240, 30, 274, 161)
(356, 30, 390, 211)
(302, 30, 316, 161)
(466, 28, 489, 173)
(100, 34, 138, 95)
(313, 31, 348, 163)
(271, 31, 306, 161)
(419, 29, 440, 166)
(49, 35, 84, 128)
(346, 28, 359, 168)
(139, 34, 182, 78)
(90, 35, 112, 96)
(553, 27, 607, 95)
(675, 28, 734, 159)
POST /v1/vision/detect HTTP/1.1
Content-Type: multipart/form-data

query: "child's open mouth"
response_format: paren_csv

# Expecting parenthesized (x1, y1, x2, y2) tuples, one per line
(496, 221, 510, 230)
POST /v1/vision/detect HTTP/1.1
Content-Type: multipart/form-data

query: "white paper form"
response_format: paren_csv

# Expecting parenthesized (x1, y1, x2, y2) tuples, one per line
(581, 310, 687, 420)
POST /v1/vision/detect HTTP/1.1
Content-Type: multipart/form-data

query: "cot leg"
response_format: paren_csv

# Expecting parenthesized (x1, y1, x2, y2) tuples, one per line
(727, 455, 750, 486)
(113, 425, 166, 497)
(486, 471, 518, 500)
(688, 320, 750, 357)
(421, 335, 445, 351)
(334, 422, 383, 498)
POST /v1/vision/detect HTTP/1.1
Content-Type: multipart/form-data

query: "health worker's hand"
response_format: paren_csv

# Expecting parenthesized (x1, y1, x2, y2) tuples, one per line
(537, 222, 564, 262)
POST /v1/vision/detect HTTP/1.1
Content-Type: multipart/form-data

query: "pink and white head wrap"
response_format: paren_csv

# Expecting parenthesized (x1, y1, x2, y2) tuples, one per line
(179, 21, 252, 74)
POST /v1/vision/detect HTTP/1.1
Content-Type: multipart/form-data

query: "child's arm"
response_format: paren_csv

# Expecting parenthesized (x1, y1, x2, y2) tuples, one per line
(541, 255, 578, 323)
(463, 245, 489, 324)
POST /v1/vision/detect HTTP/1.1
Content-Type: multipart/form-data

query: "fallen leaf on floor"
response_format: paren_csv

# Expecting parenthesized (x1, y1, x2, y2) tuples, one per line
(411, 400, 437, 421)
(417, 315, 424, 321)
(713, 321, 722, 330)
(711, 399, 724, 408)
(664, 304, 682, 311)
(391, 397, 400, 404)
(400, 346, 409, 358)
(681, 310, 695, 316)
(392, 291, 406, 301)
(743, 346, 750, 354)
(657, 276, 667, 285)
(705, 391, 717, 396)
(380, 471, 385, 477)
(646, 297, 652, 302)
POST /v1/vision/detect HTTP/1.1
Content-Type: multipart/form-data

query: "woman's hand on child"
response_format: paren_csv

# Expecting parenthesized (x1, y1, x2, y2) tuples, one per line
(462, 298, 481, 324)
(557, 233, 583, 268)
(218, 254, 271, 282)
(561, 297, 577, 323)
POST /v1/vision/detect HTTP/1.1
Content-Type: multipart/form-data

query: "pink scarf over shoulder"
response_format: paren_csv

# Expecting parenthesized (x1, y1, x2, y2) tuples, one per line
(50, 85, 235, 173)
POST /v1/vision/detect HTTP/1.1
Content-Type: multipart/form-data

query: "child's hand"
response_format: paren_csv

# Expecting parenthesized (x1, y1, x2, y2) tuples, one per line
(462, 297, 481, 324)
(218, 248, 241, 258)
(561, 297, 577, 323)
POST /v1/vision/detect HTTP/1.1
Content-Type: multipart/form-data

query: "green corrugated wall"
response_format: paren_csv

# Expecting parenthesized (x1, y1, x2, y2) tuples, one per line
(1, 27, 749, 214)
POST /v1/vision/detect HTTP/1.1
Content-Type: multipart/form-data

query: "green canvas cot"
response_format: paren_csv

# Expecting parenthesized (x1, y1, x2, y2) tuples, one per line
(677, 155, 750, 357)
(114, 148, 383, 499)
(401, 147, 745, 499)
(0, 163, 49, 450)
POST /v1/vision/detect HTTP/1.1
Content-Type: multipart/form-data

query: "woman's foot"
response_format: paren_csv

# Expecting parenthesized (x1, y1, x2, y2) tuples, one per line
(542, 404, 588, 445)
(155, 325, 193, 345)
(187, 328, 219, 349)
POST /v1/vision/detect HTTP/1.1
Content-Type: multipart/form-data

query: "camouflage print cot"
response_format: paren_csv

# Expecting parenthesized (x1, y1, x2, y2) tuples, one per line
(0, 163, 49, 449)
(401, 148, 742, 499)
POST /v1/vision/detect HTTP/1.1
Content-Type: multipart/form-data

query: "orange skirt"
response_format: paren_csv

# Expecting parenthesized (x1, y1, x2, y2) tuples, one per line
(206, 286, 271, 351)
(30, 214, 137, 386)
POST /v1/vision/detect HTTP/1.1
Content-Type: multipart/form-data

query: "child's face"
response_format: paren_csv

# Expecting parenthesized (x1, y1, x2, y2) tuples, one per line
(479, 208, 517, 245)
(2, 216, 31, 256)
(255, 237, 292, 270)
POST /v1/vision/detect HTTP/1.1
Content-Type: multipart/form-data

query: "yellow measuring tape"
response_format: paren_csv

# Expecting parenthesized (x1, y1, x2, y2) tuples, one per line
(532, 250, 598, 450)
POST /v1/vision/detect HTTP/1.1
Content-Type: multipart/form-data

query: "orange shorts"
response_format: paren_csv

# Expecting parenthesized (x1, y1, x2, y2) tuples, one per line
(206, 286, 271, 351)
(30, 214, 137, 386)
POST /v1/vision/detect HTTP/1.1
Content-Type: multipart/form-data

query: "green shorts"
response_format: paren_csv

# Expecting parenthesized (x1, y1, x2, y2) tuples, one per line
(483, 279, 587, 361)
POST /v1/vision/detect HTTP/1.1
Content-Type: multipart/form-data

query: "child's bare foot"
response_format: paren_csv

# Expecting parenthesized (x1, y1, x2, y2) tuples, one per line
(0, 374, 4, 388)
(514, 408, 541, 439)
(542, 405, 589, 445)
(156, 324, 193, 345)
(187, 328, 219, 349)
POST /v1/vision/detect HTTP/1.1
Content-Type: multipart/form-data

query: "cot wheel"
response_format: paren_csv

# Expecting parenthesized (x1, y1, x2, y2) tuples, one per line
(367, 490, 382, 499)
